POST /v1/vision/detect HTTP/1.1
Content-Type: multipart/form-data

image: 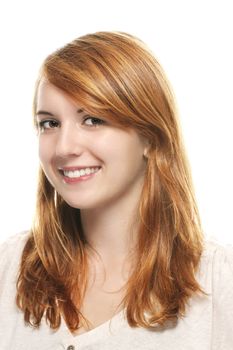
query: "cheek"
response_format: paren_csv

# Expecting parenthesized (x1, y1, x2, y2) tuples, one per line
(38, 139, 51, 165)
(88, 136, 118, 160)
(102, 135, 146, 172)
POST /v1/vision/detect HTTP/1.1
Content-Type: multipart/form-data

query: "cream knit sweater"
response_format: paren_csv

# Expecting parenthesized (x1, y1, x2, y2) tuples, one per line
(0, 231, 233, 350)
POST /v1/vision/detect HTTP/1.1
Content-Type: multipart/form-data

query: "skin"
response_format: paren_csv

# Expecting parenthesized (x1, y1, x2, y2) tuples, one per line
(36, 80, 149, 329)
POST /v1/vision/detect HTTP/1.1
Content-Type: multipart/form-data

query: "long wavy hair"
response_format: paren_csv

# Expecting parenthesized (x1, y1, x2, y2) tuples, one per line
(16, 31, 204, 331)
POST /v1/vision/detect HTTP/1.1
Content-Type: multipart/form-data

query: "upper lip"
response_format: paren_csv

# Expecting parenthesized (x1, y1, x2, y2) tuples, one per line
(58, 166, 101, 171)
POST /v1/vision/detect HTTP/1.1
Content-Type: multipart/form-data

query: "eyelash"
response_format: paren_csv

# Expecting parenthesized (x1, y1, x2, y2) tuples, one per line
(37, 116, 105, 131)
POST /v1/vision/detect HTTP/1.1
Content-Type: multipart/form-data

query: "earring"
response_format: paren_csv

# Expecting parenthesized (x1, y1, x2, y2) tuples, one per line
(54, 190, 58, 207)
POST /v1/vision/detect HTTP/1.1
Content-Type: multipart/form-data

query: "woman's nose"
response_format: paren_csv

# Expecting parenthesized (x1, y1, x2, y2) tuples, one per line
(55, 124, 85, 158)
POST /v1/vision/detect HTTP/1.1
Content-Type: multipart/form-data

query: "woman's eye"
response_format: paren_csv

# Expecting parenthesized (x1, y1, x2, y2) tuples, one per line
(83, 116, 105, 127)
(38, 119, 59, 131)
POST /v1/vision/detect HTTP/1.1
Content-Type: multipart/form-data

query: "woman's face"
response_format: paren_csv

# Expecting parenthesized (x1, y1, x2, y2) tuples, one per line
(36, 80, 148, 210)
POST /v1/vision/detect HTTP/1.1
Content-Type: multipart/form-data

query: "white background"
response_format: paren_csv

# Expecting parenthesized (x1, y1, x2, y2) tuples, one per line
(0, 0, 232, 243)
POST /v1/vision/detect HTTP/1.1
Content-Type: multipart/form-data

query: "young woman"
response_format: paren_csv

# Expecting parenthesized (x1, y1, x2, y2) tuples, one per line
(0, 31, 232, 349)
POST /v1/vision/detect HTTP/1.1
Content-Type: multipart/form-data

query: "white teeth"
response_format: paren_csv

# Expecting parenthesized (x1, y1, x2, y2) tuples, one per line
(63, 167, 99, 178)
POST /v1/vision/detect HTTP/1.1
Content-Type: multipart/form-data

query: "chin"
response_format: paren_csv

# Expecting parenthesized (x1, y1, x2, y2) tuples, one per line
(60, 196, 96, 210)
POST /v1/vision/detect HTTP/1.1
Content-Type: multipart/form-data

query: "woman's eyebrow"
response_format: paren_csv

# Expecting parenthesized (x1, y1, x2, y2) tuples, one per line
(36, 108, 85, 117)
(36, 110, 55, 117)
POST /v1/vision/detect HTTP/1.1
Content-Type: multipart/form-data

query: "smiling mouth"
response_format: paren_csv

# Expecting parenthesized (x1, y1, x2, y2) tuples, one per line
(59, 166, 101, 179)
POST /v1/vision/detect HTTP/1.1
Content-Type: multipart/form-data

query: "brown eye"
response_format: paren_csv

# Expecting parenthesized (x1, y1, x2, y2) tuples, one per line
(38, 119, 59, 130)
(83, 116, 105, 127)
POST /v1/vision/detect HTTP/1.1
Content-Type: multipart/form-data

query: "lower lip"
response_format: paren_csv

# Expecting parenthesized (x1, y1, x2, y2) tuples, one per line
(61, 170, 100, 184)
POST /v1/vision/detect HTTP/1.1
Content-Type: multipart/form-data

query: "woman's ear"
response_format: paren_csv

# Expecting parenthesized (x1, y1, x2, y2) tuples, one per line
(143, 148, 148, 158)
(143, 145, 150, 159)
(141, 136, 151, 159)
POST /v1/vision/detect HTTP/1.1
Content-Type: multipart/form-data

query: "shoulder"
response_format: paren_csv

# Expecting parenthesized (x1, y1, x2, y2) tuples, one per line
(203, 237, 233, 257)
(0, 230, 30, 247)
(200, 239, 233, 275)
(0, 230, 30, 256)
(198, 238, 233, 289)
(0, 231, 31, 279)
(204, 238, 233, 296)
(199, 239, 233, 347)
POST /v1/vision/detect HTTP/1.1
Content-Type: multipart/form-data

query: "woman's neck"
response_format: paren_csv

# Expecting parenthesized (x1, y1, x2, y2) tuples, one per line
(80, 196, 140, 261)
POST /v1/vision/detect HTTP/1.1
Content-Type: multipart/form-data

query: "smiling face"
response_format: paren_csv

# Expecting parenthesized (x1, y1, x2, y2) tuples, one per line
(36, 80, 149, 210)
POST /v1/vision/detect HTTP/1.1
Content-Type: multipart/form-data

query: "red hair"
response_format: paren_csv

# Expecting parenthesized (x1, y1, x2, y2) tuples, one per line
(17, 31, 204, 331)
